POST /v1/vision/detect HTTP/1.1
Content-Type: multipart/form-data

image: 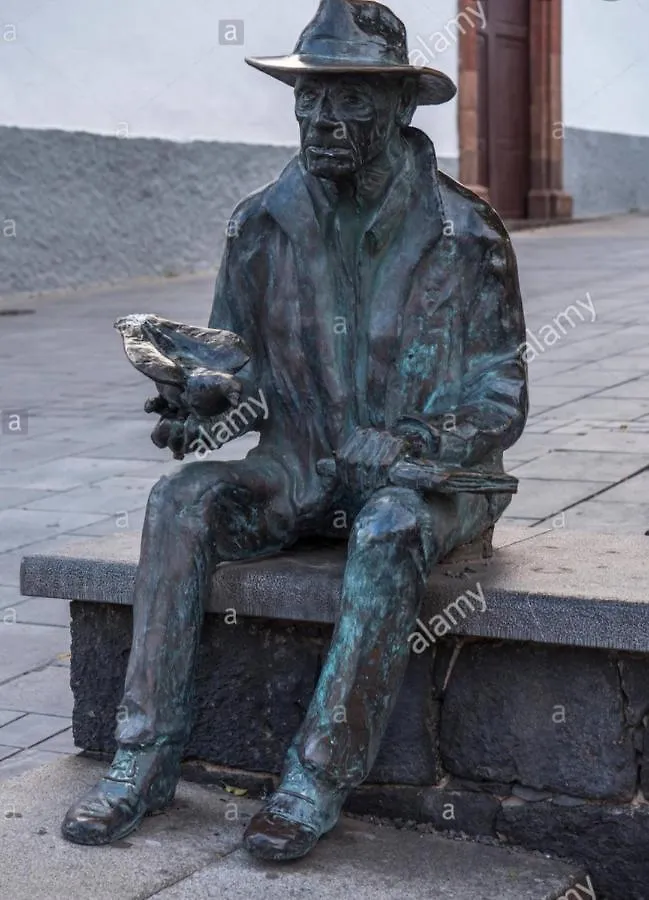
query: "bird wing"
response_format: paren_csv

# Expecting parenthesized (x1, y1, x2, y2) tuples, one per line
(152, 318, 250, 373)
(121, 332, 184, 386)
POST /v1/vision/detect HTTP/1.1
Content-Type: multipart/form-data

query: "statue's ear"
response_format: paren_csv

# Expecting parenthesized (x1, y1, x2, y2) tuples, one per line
(395, 77, 418, 127)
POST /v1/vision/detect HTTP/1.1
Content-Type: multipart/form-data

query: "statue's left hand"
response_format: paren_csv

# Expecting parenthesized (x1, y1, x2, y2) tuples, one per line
(336, 427, 408, 500)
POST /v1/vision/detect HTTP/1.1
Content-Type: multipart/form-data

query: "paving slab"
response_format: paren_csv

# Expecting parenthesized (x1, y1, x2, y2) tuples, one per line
(0, 746, 74, 781)
(576, 356, 649, 373)
(0, 756, 585, 900)
(22, 476, 158, 515)
(0, 713, 72, 749)
(511, 450, 647, 483)
(0, 509, 111, 554)
(597, 379, 649, 399)
(0, 437, 112, 471)
(561, 500, 649, 533)
(0, 665, 73, 717)
(0, 710, 24, 728)
(535, 371, 643, 389)
(504, 479, 606, 521)
(561, 429, 649, 454)
(528, 385, 594, 411)
(594, 470, 649, 504)
(0, 456, 153, 492)
(0, 622, 70, 683)
(0, 746, 20, 762)
(0, 488, 59, 510)
(13, 596, 71, 627)
(552, 397, 649, 420)
(0, 584, 24, 609)
(155, 826, 585, 900)
(34, 727, 76, 754)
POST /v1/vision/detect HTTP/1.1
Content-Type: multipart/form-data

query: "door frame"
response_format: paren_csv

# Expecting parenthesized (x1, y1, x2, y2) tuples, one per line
(457, 0, 573, 220)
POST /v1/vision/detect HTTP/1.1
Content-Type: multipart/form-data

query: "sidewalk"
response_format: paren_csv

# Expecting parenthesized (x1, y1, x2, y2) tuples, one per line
(0, 213, 648, 780)
(0, 757, 584, 900)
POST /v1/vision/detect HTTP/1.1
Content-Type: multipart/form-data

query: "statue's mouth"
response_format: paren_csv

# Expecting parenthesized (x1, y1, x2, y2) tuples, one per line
(306, 145, 353, 160)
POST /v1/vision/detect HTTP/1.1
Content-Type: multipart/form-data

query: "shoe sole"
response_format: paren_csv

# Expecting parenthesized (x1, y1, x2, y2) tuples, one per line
(61, 810, 145, 846)
(243, 834, 318, 862)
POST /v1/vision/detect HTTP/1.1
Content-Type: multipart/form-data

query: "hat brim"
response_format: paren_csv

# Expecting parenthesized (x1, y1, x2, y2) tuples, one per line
(246, 55, 456, 106)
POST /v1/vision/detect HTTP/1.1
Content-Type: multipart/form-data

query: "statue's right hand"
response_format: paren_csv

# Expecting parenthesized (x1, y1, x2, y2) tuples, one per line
(145, 390, 190, 460)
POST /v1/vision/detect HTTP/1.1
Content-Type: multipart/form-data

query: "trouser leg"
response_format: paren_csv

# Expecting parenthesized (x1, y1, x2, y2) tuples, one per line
(116, 458, 298, 748)
(288, 487, 493, 793)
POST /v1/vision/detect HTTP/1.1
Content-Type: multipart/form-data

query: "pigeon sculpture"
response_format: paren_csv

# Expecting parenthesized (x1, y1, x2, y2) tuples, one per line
(114, 314, 251, 417)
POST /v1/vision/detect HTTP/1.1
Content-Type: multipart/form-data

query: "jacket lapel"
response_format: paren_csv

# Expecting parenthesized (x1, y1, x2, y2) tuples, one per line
(367, 129, 447, 423)
(262, 158, 349, 445)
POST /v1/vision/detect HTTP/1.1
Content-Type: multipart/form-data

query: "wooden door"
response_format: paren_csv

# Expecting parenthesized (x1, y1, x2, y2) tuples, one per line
(477, 0, 531, 218)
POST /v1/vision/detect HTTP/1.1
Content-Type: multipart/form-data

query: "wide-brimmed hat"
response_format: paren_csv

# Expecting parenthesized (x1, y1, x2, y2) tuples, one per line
(245, 0, 456, 106)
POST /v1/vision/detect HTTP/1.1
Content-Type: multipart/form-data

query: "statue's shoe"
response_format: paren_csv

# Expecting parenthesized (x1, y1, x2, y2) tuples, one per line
(61, 743, 180, 846)
(243, 786, 344, 862)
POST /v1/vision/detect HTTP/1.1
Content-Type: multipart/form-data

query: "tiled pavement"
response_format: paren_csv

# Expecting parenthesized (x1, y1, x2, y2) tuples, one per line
(0, 213, 648, 782)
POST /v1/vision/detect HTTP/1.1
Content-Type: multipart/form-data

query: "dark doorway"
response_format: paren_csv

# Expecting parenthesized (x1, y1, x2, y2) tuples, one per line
(477, 0, 531, 219)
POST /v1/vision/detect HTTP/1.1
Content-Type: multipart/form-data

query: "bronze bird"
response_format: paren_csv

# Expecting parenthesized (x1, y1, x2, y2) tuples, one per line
(114, 314, 251, 417)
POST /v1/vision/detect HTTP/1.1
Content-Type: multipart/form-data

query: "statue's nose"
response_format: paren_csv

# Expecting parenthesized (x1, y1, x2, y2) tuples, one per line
(312, 92, 338, 128)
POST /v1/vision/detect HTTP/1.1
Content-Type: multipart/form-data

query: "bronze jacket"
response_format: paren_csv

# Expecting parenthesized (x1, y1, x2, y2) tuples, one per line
(209, 127, 528, 506)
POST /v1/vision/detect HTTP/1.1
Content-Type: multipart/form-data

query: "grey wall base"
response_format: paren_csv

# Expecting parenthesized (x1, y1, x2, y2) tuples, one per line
(71, 599, 649, 900)
(565, 126, 649, 218)
(0, 127, 295, 296)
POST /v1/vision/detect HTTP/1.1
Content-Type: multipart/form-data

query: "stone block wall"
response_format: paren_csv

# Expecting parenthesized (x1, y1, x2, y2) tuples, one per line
(71, 601, 649, 900)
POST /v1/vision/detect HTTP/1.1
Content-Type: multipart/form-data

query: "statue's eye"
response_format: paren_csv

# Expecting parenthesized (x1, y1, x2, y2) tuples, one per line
(340, 92, 369, 110)
(297, 89, 317, 106)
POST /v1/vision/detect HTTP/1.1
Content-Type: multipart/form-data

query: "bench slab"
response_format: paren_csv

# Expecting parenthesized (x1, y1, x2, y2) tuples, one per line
(21, 526, 649, 651)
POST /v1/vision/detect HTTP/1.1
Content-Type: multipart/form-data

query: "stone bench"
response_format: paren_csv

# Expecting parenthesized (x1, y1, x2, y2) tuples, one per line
(20, 526, 649, 900)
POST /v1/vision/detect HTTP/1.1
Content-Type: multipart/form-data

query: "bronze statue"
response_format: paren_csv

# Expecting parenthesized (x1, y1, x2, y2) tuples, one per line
(61, 0, 528, 862)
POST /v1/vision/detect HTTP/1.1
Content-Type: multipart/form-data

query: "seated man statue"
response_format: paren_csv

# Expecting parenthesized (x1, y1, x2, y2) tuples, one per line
(62, 0, 528, 862)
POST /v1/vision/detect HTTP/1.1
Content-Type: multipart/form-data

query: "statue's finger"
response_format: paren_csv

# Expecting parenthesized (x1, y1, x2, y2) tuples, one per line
(145, 395, 168, 415)
(183, 417, 203, 455)
(167, 421, 186, 459)
(151, 417, 172, 449)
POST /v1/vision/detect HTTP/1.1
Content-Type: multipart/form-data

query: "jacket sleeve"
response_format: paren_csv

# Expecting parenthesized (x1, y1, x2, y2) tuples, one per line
(208, 208, 267, 400)
(394, 233, 529, 467)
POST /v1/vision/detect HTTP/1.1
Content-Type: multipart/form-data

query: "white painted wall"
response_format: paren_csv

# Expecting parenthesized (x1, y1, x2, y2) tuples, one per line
(0, 0, 461, 156)
(563, 0, 649, 137)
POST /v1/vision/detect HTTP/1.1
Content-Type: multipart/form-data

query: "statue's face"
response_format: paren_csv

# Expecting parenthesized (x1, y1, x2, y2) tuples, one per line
(295, 73, 407, 181)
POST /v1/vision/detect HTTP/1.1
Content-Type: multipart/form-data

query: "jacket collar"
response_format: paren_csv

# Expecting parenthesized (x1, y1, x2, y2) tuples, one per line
(262, 127, 445, 252)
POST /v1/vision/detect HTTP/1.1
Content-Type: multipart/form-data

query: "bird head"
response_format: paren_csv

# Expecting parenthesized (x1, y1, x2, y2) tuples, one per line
(114, 314, 150, 338)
